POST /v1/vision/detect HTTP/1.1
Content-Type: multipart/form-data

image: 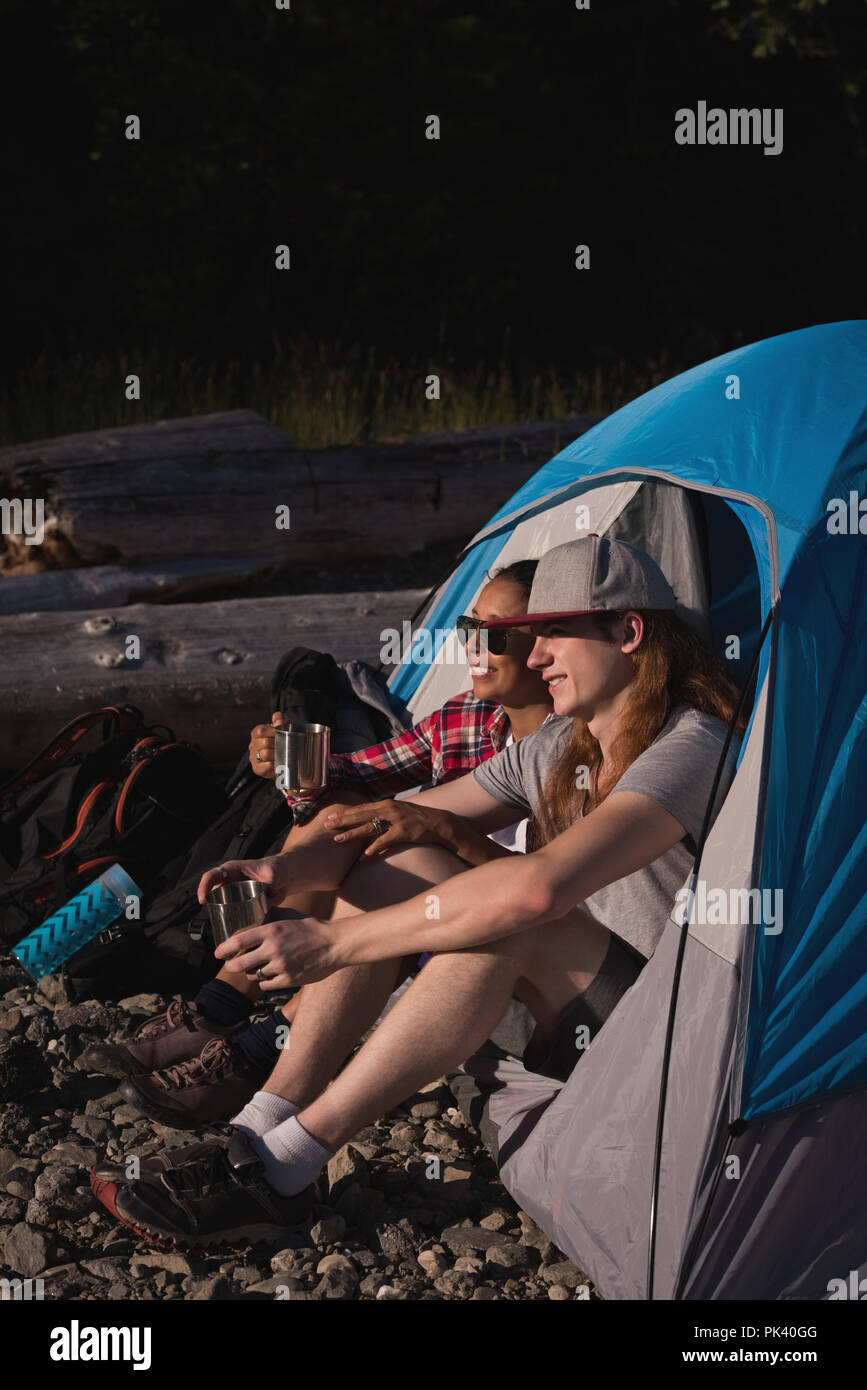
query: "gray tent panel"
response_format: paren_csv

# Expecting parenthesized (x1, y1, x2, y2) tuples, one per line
(683, 1089, 867, 1300)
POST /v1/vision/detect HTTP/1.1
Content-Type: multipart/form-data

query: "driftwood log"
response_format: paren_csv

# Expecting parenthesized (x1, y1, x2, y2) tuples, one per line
(0, 588, 427, 769)
(0, 410, 599, 596)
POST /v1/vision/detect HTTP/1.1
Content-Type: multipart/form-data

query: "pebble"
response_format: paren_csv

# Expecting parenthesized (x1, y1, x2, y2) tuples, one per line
(1, 1222, 50, 1278)
(309, 1213, 346, 1247)
(540, 1259, 584, 1288)
(417, 1249, 449, 1276)
(0, 971, 589, 1302)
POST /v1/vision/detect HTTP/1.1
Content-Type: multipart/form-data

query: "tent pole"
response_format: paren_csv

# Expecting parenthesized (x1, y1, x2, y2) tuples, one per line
(645, 608, 773, 1300)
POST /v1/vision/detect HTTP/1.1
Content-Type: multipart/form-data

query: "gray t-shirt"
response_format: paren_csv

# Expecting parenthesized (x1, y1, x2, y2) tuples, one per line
(473, 703, 740, 960)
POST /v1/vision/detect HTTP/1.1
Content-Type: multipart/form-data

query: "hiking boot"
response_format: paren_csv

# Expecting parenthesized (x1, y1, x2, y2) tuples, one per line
(81, 999, 246, 1079)
(90, 1126, 236, 1194)
(96, 1129, 314, 1251)
(117, 1036, 264, 1129)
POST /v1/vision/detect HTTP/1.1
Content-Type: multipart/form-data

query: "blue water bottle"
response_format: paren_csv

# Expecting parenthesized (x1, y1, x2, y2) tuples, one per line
(12, 864, 142, 981)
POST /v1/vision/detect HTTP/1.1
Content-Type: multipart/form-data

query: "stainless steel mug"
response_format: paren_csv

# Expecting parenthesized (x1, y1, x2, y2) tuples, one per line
(206, 878, 268, 946)
(274, 722, 331, 796)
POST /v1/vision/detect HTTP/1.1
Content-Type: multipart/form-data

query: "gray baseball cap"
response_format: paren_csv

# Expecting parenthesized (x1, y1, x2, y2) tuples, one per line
(483, 535, 678, 628)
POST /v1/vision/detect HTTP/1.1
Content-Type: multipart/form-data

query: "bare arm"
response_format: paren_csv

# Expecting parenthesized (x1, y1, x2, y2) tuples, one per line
(337, 790, 686, 957)
(219, 791, 690, 984)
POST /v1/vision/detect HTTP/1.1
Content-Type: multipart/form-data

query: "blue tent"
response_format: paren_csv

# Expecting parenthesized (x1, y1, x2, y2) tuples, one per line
(388, 321, 867, 1298)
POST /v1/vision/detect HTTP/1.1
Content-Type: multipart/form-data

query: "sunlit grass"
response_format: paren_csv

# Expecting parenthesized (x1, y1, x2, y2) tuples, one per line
(0, 335, 675, 448)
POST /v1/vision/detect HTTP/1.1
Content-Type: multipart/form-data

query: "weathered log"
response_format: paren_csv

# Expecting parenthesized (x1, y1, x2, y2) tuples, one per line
(0, 555, 291, 617)
(0, 588, 427, 768)
(0, 409, 599, 578)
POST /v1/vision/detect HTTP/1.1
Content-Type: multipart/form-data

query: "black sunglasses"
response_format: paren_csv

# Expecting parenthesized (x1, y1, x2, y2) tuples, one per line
(455, 615, 531, 656)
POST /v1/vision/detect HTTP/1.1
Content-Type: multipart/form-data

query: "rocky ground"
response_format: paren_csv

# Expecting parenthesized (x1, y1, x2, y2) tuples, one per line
(0, 953, 594, 1302)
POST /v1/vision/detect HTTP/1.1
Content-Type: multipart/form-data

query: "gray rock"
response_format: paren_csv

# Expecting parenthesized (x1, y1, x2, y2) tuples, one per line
(409, 1100, 440, 1120)
(441, 1224, 517, 1255)
(485, 1243, 539, 1276)
(316, 1253, 357, 1277)
(35, 974, 69, 1006)
(548, 1284, 571, 1300)
(270, 1247, 307, 1274)
(417, 1249, 449, 1276)
(79, 1257, 132, 1281)
(376, 1219, 424, 1260)
(311, 1265, 358, 1300)
(54, 1002, 116, 1032)
(326, 1143, 369, 1199)
(540, 1259, 584, 1289)
(0, 1195, 25, 1222)
(25, 1199, 55, 1226)
(308, 1212, 346, 1247)
(0, 1147, 23, 1176)
(518, 1211, 556, 1260)
(434, 1268, 477, 1297)
(471, 1285, 500, 1300)
(181, 1275, 230, 1300)
(44, 1141, 97, 1167)
(129, 1251, 193, 1277)
(375, 1284, 404, 1300)
(359, 1273, 386, 1297)
(107, 1282, 130, 1298)
(245, 1275, 303, 1296)
(454, 1255, 484, 1273)
(71, 1114, 112, 1143)
(117, 994, 164, 1013)
(1, 1222, 50, 1278)
(0, 1008, 23, 1032)
(480, 1210, 509, 1231)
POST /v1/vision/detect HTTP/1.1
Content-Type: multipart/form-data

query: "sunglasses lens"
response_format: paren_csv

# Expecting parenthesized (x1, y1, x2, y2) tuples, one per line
(485, 629, 508, 655)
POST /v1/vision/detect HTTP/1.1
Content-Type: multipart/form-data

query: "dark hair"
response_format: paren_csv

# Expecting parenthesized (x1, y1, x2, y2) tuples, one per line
(485, 558, 538, 604)
(533, 608, 747, 846)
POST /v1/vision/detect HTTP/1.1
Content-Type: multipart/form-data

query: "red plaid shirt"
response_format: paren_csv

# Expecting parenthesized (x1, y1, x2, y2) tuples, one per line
(287, 690, 511, 824)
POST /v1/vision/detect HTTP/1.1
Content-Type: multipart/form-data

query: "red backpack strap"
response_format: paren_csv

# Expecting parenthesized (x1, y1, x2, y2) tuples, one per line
(0, 706, 143, 797)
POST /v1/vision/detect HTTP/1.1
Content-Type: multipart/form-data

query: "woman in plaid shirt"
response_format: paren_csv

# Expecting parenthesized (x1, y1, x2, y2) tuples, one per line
(246, 559, 554, 861)
(86, 561, 552, 1129)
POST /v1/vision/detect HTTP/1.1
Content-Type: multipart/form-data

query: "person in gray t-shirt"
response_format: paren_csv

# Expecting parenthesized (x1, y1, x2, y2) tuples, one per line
(97, 540, 750, 1243)
(473, 702, 739, 961)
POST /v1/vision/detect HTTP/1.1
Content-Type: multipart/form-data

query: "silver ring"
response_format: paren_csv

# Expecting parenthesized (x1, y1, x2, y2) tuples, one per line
(256, 966, 266, 981)
(370, 817, 385, 836)
(255, 751, 263, 762)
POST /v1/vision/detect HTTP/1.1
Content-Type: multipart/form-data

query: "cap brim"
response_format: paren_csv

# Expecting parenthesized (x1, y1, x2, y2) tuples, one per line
(482, 609, 603, 629)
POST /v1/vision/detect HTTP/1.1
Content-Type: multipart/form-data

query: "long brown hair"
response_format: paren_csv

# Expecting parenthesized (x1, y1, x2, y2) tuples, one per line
(532, 609, 747, 846)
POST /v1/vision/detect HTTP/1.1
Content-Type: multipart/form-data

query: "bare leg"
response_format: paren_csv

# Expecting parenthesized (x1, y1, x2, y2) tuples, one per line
(260, 842, 470, 1107)
(214, 789, 379, 1000)
(291, 907, 612, 1151)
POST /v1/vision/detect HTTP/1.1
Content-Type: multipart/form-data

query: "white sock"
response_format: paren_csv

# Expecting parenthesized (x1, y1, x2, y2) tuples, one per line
(231, 1090, 299, 1139)
(252, 1115, 334, 1196)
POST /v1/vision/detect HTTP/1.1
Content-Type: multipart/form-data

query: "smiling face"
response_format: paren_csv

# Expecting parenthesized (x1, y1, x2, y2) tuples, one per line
(467, 577, 550, 707)
(526, 611, 645, 722)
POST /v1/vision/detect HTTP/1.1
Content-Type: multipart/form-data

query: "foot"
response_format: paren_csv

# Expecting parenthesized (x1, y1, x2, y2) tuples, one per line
(93, 1130, 314, 1251)
(81, 999, 245, 1078)
(117, 1036, 265, 1129)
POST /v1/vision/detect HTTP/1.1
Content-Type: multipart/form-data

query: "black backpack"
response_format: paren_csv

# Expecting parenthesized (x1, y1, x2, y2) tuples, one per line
(60, 648, 406, 1001)
(0, 706, 222, 950)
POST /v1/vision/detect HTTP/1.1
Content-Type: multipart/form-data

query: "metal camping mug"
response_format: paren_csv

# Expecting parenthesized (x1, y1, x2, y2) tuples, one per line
(274, 722, 331, 796)
(206, 878, 268, 946)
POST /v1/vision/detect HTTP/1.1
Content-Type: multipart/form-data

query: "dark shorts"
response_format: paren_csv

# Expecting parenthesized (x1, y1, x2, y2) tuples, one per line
(521, 932, 647, 1084)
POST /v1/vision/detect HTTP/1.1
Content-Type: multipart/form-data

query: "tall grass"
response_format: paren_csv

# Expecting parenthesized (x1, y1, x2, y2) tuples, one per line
(0, 335, 674, 448)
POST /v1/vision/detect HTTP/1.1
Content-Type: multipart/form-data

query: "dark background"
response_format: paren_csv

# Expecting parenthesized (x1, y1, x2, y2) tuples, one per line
(3, 0, 865, 388)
